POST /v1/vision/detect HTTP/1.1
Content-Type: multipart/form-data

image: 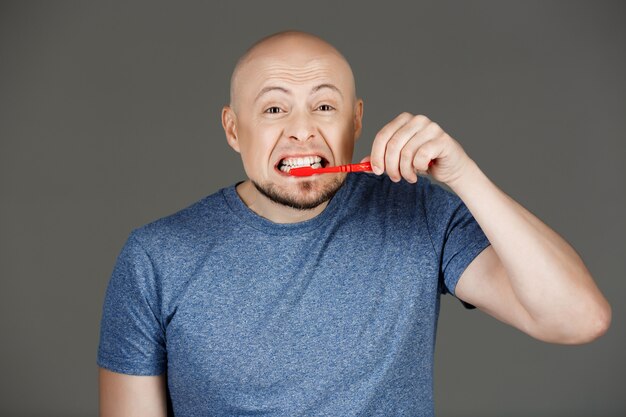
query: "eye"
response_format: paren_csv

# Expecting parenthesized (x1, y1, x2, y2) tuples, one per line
(317, 104, 335, 111)
(264, 106, 283, 114)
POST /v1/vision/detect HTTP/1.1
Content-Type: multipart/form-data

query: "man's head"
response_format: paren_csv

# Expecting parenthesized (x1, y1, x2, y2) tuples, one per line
(222, 31, 363, 212)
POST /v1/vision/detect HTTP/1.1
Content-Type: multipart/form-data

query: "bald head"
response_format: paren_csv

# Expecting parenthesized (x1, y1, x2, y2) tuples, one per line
(229, 31, 357, 112)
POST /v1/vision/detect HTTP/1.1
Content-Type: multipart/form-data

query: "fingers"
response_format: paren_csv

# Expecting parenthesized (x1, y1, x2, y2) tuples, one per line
(399, 136, 422, 183)
(412, 138, 441, 173)
(371, 113, 444, 182)
(383, 116, 431, 182)
(370, 113, 415, 175)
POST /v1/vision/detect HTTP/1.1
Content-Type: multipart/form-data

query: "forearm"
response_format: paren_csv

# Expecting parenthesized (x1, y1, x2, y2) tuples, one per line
(448, 160, 611, 340)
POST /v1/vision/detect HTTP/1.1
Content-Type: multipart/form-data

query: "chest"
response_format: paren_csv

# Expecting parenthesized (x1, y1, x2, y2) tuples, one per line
(163, 224, 440, 403)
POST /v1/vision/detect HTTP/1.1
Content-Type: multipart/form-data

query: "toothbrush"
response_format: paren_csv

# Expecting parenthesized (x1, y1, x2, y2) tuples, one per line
(289, 160, 433, 177)
(289, 162, 373, 176)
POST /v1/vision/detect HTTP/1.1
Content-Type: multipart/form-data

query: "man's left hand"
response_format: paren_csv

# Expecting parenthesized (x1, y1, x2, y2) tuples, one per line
(364, 113, 473, 186)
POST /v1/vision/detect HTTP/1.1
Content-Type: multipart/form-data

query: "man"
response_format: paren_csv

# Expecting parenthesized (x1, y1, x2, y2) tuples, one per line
(98, 31, 611, 416)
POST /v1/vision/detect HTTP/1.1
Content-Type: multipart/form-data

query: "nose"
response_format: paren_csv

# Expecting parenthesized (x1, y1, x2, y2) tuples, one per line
(285, 110, 315, 142)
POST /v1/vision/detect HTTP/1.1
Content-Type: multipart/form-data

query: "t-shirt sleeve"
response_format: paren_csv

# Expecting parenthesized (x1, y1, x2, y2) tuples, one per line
(97, 231, 167, 375)
(422, 179, 491, 309)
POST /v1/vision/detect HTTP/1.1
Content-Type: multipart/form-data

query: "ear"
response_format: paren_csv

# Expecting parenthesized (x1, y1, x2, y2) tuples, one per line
(222, 106, 240, 153)
(353, 99, 364, 142)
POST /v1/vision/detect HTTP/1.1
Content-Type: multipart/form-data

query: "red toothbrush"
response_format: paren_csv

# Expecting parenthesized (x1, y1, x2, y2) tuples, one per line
(289, 162, 373, 176)
(289, 160, 433, 177)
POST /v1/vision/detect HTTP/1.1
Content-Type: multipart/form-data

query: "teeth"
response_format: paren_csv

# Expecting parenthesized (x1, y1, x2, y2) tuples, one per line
(278, 156, 323, 173)
(279, 163, 321, 173)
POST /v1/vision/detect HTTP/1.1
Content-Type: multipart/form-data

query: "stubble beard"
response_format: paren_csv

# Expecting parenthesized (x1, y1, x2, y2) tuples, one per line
(252, 176, 346, 210)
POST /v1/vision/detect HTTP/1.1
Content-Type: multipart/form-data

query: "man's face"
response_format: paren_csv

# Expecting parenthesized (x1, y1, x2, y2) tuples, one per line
(224, 41, 363, 210)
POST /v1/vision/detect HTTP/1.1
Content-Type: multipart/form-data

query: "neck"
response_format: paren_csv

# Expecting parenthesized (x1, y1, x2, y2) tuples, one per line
(235, 180, 330, 224)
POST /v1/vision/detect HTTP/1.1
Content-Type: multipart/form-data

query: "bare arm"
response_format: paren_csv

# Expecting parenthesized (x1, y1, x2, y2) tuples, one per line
(99, 367, 168, 417)
(451, 161, 611, 344)
(368, 113, 611, 344)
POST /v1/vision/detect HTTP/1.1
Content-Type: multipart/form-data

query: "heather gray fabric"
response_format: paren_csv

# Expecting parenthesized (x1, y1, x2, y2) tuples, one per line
(97, 172, 490, 416)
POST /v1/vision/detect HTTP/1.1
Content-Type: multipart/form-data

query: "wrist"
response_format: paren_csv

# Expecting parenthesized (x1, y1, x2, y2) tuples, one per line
(446, 158, 484, 196)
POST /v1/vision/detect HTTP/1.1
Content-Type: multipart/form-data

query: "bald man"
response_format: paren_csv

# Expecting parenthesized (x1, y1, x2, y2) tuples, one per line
(98, 31, 611, 416)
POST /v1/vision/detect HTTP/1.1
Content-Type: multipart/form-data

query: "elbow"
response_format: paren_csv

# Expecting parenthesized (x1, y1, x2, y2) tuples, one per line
(558, 301, 612, 345)
(580, 302, 612, 343)
(530, 300, 612, 345)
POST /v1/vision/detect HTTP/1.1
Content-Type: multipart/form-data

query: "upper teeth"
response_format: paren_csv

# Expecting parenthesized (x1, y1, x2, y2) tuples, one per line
(281, 156, 322, 167)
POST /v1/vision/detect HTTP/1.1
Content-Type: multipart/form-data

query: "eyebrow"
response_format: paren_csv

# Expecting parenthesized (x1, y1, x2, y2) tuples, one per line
(311, 83, 343, 98)
(254, 83, 343, 102)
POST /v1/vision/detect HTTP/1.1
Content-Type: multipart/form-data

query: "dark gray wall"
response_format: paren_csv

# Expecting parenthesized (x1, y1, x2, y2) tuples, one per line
(0, 1, 624, 416)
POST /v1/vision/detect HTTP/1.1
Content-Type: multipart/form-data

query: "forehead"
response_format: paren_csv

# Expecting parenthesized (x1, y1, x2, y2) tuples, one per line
(261, 59, 345, 85)
(236, 49, 355, 100)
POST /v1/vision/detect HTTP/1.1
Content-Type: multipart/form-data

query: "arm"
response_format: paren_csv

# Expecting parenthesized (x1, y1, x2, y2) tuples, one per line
(449, 161, 611, 344)
(99, 367, 168, 417)
(368, 113, 611, 344)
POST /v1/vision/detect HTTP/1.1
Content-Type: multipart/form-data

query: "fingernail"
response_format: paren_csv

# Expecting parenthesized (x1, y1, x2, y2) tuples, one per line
(372, 165, 382, 175)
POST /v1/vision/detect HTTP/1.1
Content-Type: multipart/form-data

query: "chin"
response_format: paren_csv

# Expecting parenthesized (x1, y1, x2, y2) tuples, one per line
(252, 175, 346, 210)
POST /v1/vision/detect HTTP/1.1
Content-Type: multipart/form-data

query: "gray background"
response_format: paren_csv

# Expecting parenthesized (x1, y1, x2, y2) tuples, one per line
(0, 1, 624, 416)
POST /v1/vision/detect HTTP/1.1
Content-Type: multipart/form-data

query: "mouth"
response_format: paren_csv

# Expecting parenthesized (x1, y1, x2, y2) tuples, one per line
(275, 155, 329, 175)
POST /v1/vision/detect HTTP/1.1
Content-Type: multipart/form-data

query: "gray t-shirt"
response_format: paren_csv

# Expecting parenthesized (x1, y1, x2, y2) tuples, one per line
(97, 173, 490, 416)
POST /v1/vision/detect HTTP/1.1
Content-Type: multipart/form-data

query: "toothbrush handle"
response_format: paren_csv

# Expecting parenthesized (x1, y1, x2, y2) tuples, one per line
(343, 162, 372, 172)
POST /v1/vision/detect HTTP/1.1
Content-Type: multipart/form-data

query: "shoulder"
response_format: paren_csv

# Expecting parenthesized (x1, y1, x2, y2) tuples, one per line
(347, 172, 454, 210)
(130, 187, 232, 253)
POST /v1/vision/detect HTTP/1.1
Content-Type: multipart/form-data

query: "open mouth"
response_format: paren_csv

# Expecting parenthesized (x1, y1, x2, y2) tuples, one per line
(276, 155, 328, 174)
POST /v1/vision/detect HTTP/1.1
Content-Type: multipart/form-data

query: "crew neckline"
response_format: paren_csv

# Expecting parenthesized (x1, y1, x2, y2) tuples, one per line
(221, 175, 355, 235)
